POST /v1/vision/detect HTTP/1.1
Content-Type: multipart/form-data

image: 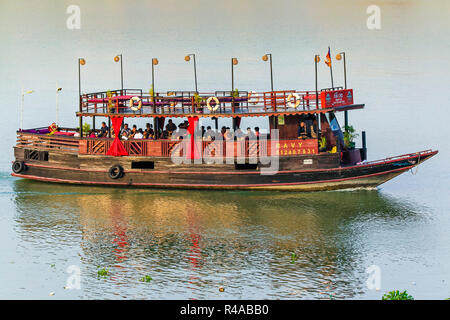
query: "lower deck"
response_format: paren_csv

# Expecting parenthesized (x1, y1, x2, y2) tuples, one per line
(11, 147, 437, 191)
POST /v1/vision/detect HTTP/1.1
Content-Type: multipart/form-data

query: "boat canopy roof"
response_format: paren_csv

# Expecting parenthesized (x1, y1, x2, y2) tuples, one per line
(77, 88, 364, 118)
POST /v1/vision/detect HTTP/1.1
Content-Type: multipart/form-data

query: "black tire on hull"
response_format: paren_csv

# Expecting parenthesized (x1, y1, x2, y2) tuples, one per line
(12, 161, 26, 174)
(108, 165, 124, 179)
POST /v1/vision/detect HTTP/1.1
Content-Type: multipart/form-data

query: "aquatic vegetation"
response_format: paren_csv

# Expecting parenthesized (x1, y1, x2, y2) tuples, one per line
(382, 290, 414, 300)
(290, 253, 298, 264)
(97, 267, 109, 278)
(140, 275, 152, 283)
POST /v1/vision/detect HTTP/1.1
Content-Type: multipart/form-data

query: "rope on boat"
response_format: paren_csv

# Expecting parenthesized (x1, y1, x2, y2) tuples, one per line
(410, 153, 421, 175)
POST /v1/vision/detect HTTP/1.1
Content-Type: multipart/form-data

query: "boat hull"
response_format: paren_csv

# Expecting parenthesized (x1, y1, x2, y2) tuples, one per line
(11, 150, 437, 191)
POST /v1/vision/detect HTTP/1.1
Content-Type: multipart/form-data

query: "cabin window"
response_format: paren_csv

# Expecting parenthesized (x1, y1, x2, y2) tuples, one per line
(131, 161, 154, 169)
(235, 163, 258, 170)
(24, 149, 48, 161)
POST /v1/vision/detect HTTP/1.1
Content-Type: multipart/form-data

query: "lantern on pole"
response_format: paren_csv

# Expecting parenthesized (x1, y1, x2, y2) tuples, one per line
(314, 54, 320, 107)
(78, 58, 86, 136)
(185, 54, 198, 93)
(56, 85, 62, 125)
(231, 57, 238, 93)
(262, 53, 273, 92)
(114, 54, 123, 91)
(20, 89, 34, 130)
(336, 51, 348, 128)
(151, 58, 159, 137)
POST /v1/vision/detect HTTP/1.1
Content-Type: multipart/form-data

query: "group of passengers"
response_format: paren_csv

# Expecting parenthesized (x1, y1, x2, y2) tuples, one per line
(202, 126, 260, 141)
(87, 120, 262, 141)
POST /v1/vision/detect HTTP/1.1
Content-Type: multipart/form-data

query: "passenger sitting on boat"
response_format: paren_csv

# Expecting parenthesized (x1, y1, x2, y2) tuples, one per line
(178, 120, 189, 130)
(235, 128, 245, 141)
(160, 130, 169, 139)
(310, 119, 318, 138)
(254, 127, 260, 138)
(73, 128, 80, 137)
(144, 123, 154, 139)
(121, 123, 131, 137)
(166, 119, 177, 133)
(121, 131, 128, 140)
(134, 128, 144, 139)
(98, 122, 109, 138)
(200, 126, 205, 137)
(178, 121, 187, 130)
(246, 127, 256, 140)
(203, 126, 213, 141)
(88, 130, 96, 138)
(129, 125, 137, 138)
(297, 121, 308, 139)
(224, 127, 233, 140)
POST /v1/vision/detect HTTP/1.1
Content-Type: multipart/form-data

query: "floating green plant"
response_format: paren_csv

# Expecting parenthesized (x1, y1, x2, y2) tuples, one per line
(382, 290, 414, 300)
(140, 275, 152, 283)
(97, 267, 109, 278)
(290, 253, 298, 264)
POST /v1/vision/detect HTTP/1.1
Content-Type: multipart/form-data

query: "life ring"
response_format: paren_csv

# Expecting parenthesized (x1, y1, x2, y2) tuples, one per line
(248, 91, 259, 105)
(129, 96, 142, 111)
(287, 93, 301, 109)
(108, 165, 124, 179)
(206, 96, 220, 112)
(12, 160, 26, 174)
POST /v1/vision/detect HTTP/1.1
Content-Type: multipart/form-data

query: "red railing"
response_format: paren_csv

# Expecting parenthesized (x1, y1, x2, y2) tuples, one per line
(79, 89, 325, 116)
(16, 132, 319, 158)
(78, 138, 318, 158)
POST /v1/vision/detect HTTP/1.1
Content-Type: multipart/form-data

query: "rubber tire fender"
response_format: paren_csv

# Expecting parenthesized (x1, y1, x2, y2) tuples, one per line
(108, 164, 124, 179)
(12, 160, 26, 174)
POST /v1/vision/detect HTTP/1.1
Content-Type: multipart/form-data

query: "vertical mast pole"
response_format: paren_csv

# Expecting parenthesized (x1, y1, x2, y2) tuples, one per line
(20, 88, 24, 130)
(193, 54, 198, 93)
(56, 82, 59, 125)
(78, 59, 83, 137)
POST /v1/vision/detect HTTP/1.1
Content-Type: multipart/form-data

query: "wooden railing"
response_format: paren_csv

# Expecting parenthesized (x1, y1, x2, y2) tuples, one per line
(78, 138, 318, 158)
(16, 132, 80, 153)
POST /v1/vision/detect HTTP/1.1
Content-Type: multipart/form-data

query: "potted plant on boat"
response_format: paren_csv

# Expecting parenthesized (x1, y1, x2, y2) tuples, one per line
(343, 125, 361, 164)
(193, 93, 204, 113)
(344, 125, 358, 149)
(76, 123, 91, 137)
(319, 136, 327, 152)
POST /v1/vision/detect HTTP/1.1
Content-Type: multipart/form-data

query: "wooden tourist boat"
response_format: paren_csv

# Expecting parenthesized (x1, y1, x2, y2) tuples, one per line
(11, 86, 437, 191)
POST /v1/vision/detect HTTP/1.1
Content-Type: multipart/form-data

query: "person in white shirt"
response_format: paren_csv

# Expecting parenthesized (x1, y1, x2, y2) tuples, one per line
(133, 128, 144, 139)
(73, 128, 80, 137)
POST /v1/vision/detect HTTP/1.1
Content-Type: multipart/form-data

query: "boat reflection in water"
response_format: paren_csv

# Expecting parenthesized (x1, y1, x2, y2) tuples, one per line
(12, 179, 430, 299)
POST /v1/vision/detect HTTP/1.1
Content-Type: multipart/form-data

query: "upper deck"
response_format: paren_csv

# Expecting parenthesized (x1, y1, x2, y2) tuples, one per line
(78, 87, 363, 118)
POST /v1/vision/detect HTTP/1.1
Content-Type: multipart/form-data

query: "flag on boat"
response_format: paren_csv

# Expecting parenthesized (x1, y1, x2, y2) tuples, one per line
(324, 47, 331, 67)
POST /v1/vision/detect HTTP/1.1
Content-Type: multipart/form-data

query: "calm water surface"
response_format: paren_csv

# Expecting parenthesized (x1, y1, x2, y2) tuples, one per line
(0, 0, 449, 299)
